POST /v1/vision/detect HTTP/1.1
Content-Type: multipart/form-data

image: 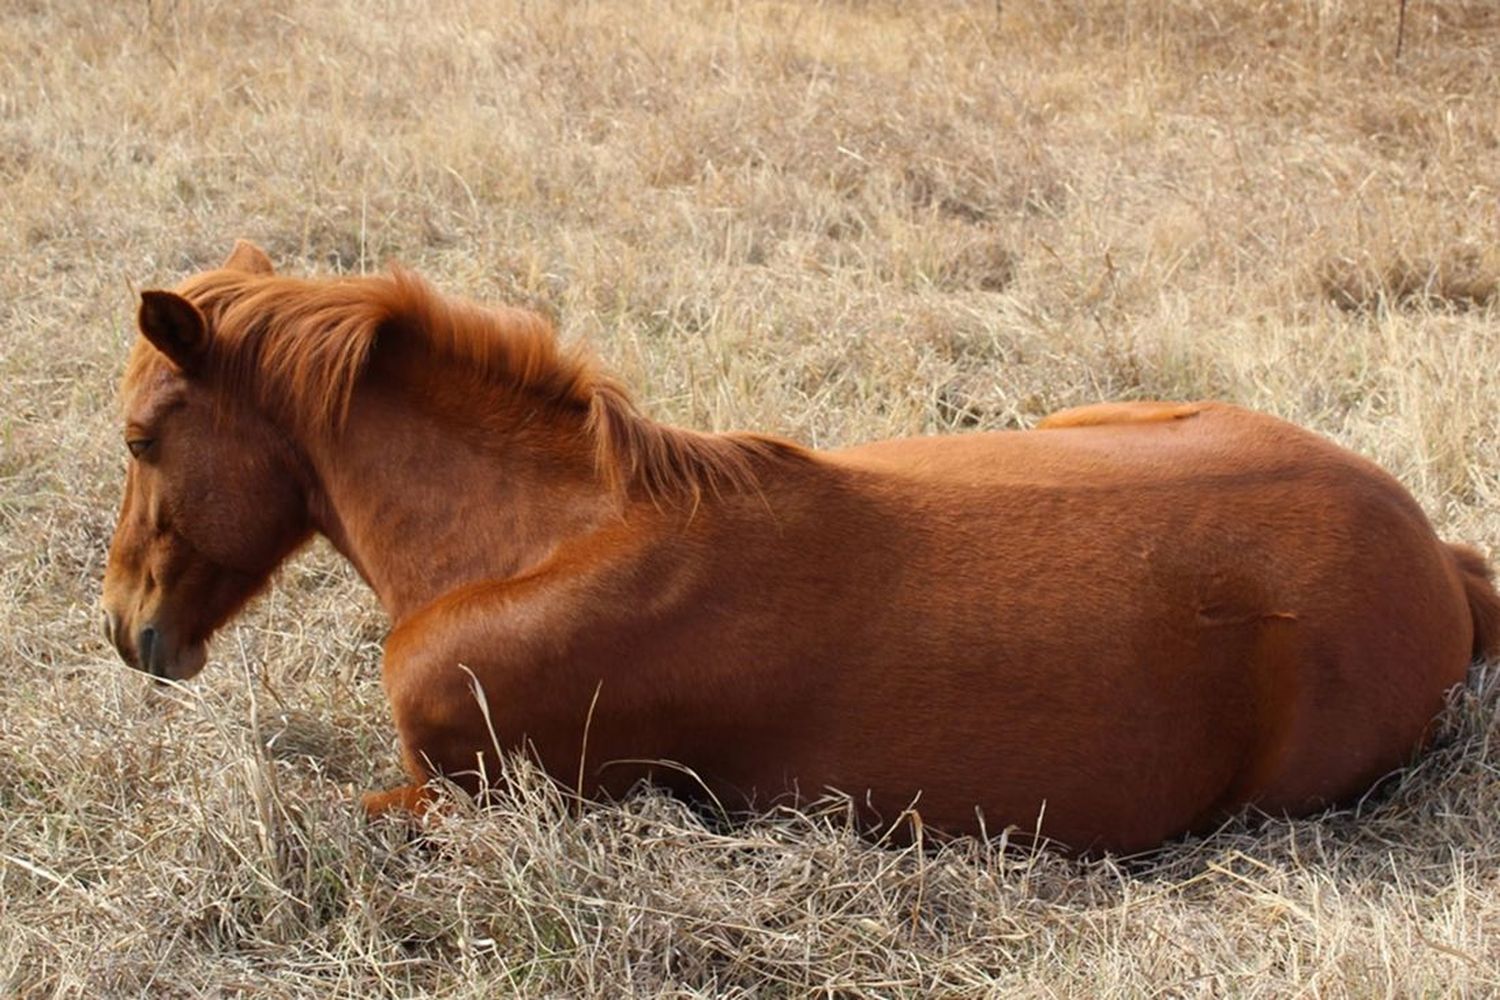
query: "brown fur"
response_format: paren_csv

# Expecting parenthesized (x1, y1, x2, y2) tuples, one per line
(102, 243, 1498, 854)
(1449, 543, 1500, 661)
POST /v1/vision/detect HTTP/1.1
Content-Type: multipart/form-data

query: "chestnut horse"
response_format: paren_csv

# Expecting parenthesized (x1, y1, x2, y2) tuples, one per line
(102, 242, 1500, 854)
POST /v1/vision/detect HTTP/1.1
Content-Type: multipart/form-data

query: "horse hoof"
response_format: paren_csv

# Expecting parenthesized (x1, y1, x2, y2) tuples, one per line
(361, 784, 434, 819)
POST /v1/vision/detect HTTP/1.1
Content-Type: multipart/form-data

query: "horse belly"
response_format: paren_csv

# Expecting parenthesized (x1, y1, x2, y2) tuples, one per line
(779, 591, 1272, 853)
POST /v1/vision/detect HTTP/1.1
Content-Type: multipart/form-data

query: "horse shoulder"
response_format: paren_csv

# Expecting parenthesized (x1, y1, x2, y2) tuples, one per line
(382, 525, 648, 699)
(374, 525, 673, 793)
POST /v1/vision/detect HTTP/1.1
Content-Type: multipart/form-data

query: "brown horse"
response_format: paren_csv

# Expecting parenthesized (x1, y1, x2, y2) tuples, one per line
(102, 241, 1500, 854)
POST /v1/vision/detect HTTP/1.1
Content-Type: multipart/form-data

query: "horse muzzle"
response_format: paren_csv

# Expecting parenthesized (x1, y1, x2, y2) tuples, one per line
(102, 609, 207, 681)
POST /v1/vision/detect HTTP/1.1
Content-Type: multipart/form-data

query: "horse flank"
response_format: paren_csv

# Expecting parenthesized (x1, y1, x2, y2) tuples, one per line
(124, 267, 801, 503)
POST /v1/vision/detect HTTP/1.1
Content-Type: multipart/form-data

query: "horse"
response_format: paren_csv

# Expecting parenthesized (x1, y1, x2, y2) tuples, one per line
(101, 241, 1500, 854)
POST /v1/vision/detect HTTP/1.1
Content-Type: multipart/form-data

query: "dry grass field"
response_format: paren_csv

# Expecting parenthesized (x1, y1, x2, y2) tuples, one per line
(3, 0, 1499, 995)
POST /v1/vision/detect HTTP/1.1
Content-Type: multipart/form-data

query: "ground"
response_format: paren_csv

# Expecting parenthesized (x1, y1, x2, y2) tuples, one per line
(1, 1, 1497, 995)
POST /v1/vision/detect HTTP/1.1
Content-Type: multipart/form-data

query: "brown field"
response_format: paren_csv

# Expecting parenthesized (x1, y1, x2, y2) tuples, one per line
(3, 1, 1498, 995)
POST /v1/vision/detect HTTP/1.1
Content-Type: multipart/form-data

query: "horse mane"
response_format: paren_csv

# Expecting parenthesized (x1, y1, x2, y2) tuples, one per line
(126, 266, 802, 503)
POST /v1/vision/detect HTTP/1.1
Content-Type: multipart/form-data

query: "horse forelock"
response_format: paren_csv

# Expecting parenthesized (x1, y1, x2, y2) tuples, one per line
(129, 265, 798, 502)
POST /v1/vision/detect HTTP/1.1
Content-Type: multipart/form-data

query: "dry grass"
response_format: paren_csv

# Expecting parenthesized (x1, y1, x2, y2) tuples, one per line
(3, 1, 1499, 995)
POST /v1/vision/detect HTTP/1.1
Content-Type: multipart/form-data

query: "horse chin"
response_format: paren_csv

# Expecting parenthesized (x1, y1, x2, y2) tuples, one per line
(159, 641, 208, 682)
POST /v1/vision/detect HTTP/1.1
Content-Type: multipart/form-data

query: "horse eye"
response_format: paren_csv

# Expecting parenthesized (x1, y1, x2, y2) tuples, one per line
(127, 438, 154, 458)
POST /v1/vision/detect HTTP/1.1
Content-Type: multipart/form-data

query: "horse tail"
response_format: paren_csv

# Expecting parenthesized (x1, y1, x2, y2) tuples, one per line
(1449, 543, 1500, 661)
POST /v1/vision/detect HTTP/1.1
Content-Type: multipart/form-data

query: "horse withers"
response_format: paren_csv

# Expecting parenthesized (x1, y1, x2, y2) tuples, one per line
(101, 241, 1500, 854)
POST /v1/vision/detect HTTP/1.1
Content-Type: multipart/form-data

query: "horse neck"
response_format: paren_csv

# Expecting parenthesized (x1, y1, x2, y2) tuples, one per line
(297, 371, 617, 622)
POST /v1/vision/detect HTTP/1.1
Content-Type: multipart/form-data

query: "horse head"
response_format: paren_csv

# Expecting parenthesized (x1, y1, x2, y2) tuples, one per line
(102, 241, 313, 680)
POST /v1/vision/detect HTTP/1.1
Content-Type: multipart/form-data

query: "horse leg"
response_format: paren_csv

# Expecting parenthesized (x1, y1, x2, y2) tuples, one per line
(361, 783, 434, 818)
(361, 740, 440, 819)
(362, 624, 501, 820)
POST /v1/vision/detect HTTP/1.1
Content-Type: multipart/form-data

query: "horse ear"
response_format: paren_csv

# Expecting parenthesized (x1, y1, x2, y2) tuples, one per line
(223, 239, 274, 274)
(138, 290, 208, 373)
